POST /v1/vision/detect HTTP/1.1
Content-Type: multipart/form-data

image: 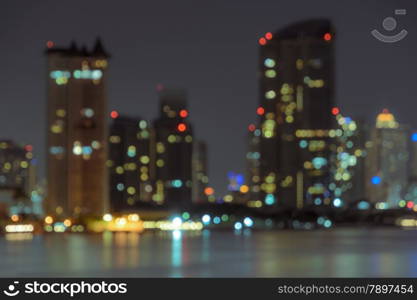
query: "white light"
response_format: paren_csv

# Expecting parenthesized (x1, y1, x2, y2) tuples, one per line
(172, 217, 182, 228)
(243, 217, 254, 227)
(333, 198, 342, 207)
(173, 229, 182, 240)
(5, 224, 34, 233)
(234, 222, 242, 230)
(103, 214, 113, 222)
(202, 214, 211, 224)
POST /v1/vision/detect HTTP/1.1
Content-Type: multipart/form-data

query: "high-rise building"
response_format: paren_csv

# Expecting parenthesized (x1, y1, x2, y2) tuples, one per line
(328, 111, 364, 209)
(365, 109, 409, 208)
(152, 88, 193, 207)
(0, 140, 35, 215)
(246, 124, 262, 208)
(257, 19, 335, 209)
(403, 131, 417, 208)
(192, 140, 209, 204)
(108, 114, 153, 211)
(46, 39, 109, 218)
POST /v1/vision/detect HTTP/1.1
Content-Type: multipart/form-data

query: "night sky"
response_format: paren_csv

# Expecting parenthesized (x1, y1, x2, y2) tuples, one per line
(1, 0, 416, 196)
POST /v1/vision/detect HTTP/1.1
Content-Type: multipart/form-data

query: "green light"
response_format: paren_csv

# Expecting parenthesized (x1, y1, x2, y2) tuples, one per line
(265, 70, 276, 78)
(182, 212, 190, 220)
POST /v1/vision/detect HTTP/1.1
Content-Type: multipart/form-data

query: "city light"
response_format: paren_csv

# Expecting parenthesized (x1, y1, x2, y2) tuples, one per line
(258, 37, 266, 45)
(202, 214, 211, 225)
(110, 110, 119, 119)
(44, 216, 54, 225)
(177, 123, 187, 132)
(204, 187, 214, 196)
(256, 106, 265, 115)
(332, 107, 340, 115)
(371, 176, 381, 185)
(234, 222, 242, 230)
(5, 224, 34, 233)
(265, 32, 273, 40)
(243, 217, 254, 227)
(179, 109, 188, 118)
(323, 33, 332, 41)
(103, 214, 113, 222)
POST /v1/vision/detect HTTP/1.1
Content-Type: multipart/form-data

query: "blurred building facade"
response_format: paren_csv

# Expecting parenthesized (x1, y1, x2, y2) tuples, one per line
(46, 39, 109, 218)
(256, 19, 335, 210)
(108, 115, 153, 212)
(0, 140, 36, 216)
(152, 89, 193, 207)
(365, 109, 409, 208)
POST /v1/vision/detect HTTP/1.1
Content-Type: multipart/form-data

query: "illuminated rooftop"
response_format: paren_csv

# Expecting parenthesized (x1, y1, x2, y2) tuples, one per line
(376, 109, 399, 129)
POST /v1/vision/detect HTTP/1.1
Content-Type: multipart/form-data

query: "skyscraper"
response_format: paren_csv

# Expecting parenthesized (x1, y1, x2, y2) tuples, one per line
(46, 39, 109, 218)
(0, 140, 35, 215)
(365, 109, 409, 208)
(246, 124, 262, 208)
(152, 88, 193, 207)
(257, 19, 335, 209)
(108, 114, 153, 211)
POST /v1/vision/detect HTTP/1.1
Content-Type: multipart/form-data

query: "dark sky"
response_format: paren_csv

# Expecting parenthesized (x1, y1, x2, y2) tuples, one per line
(1, 0, 416, 196)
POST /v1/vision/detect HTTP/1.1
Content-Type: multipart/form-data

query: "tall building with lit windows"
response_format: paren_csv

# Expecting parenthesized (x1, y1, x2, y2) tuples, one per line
(46, 39, 109, 218)
(108, 114, 153, 212)
(152, 88, 193, 207)
(246, 124, 262, 208)
(0, 140, 36, 215)
(365, 109, 409, 208)
(257, 19, 335, 209)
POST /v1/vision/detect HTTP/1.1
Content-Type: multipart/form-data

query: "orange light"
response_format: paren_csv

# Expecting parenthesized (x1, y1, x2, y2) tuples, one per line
(331, 107, 340, 115)
(239, 185, 249, 193)
(64, 219, 72, 227)
(46, 40, 54, 48)
(256, 107, 265, 116)
(11, 215, 19, 222)
(248, 124, 256, 132)
(177, 123, 187, 132)
(179, 109, 188, 118)
(324, 33, 332, 41)
(265, 32, 273, 40)
(258, 37, 267, 45)
(110, 110, 119, 119)
(204, 187, 214, 196)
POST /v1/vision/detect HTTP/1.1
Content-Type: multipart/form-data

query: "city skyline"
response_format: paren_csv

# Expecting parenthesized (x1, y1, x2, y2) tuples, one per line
(1, 0, 416, 197)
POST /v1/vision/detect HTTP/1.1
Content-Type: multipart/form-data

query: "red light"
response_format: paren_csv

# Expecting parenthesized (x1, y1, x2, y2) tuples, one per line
(179, 109, 188, 118)
(331, 107, 340, 115)
(256, 107, 265, 116)
(407, 201, 414, 209)
(248, 124, 256, 132)
(46, 41, 54, 48)
(25, 145, 33, 152)
(177, 123, 187, 132)
(258, 37, 267, 45)
(265, 32, 273, 40)
(324, 33, 332, 41)
(110, 110, 119, 119)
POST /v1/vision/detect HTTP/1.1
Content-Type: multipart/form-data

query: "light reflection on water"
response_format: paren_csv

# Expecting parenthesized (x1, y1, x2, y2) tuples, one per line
(1, 229, 417, 277)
